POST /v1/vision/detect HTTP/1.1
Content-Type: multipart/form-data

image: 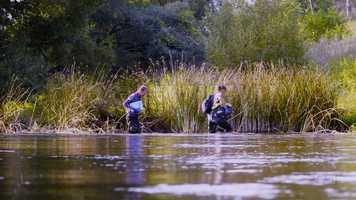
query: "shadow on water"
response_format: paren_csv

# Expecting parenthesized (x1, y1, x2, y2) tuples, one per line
(0, 134, 355, 199)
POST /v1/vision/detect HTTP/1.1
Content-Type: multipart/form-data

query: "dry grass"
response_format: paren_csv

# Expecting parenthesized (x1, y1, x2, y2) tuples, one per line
(0, 78, 32, 133)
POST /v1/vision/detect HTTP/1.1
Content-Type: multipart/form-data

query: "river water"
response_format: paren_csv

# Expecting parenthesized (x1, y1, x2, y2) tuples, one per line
(0, 133, 356, 200)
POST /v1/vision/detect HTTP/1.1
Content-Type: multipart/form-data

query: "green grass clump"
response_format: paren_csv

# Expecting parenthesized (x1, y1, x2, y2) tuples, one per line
(147, 67, 215, 132)
(0, 79, 33, 133)
(33, 69, 148, 132)
(35, 71, 101, 130)
(226, 65, 339, 132)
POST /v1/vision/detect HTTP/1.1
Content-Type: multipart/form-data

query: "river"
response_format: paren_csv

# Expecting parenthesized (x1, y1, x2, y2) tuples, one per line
(0, 133, 355, 199)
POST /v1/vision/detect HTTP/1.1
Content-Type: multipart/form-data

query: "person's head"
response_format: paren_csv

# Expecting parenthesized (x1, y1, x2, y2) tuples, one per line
(137, 85, 148, 96)
(216, 85, 227, 96)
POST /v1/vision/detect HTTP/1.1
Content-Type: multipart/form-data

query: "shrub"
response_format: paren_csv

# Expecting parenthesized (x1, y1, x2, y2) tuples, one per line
(331, 58, 356, 129)
(208, 0, 305, 67)
(302, 9, 349, 42)
(305, 37, 356, 65)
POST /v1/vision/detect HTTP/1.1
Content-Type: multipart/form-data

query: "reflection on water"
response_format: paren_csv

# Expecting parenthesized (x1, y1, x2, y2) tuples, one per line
(125, 136, 144, 186)
(0, 134, 355, 199)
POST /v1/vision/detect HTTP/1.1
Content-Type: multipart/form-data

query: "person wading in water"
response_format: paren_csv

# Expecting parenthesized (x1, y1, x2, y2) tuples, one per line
(123, 85, 148, 133)
(202, 85, 233, 133)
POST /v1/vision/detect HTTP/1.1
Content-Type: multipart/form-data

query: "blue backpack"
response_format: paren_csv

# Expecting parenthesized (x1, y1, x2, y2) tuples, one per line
(201, 95, 214, 114)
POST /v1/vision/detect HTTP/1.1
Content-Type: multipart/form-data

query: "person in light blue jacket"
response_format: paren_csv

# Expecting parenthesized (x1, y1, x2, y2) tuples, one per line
(123, 85, 148, 133)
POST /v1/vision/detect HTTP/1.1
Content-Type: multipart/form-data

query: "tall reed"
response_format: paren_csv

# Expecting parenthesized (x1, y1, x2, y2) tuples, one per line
(146, 64, 341, 133)
(225, 65, 339, 132)
(0, 78, 32, 133)
(147, 67, 215, 132)
(0, 63, 343, 133)
(35, 71, 101, 130)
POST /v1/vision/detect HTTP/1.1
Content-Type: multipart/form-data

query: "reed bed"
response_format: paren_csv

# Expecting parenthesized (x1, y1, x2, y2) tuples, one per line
(34, 71, 101, 129)
(0, 79, 32, 133)
(147, 64, 341, 133)
(147, 67, 215, 132)
(0, 63, 346, 133)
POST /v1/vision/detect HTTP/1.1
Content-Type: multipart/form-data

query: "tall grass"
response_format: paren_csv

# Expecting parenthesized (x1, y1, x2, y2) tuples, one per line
(147, 67, 215, 132)
(34, 68, 147, 132)
(0, 78, 32, 133)
(0, 63, 346, 133)
(226, 65, 339, 132)
(146, 63, 342, 133)
(34, 71, 102, 130)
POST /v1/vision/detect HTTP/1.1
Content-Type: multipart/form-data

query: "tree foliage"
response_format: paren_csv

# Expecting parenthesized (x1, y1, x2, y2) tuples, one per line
(302, 9, 349, 42)
(0, 0, 206, 89)
(208, 0, 305, 67)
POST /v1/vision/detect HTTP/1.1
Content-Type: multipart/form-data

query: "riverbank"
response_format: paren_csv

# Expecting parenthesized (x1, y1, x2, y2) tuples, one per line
(0, 63, 352, 134)
(0, 128, 351, 136)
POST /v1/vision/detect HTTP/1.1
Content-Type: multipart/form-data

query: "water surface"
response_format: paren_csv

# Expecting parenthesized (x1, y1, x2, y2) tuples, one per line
(0, 133, 356, 200)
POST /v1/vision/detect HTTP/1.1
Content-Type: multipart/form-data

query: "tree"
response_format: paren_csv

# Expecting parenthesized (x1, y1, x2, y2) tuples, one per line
(0, 0, 115, 88)
(208, 0, 305, 67)
(93, 0, 205, 68)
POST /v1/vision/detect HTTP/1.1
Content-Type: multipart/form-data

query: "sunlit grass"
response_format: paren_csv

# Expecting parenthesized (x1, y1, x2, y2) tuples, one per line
(146, 63, 342, 133)
(147, 67, 215, 132)
(347, 19, 356, 37)
(0, 78, 32, 133)
(0, 63, 348, 133)
(34, 71, 100, 130)
(331, 58, 356, 131)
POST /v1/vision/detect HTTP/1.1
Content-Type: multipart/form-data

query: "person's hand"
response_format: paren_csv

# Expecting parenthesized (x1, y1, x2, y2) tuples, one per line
(226, 103, 232, 107)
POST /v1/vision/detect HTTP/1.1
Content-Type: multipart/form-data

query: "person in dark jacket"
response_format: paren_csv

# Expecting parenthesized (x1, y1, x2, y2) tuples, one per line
(123, 85, 148, 133)
(208, 85, 233, 133)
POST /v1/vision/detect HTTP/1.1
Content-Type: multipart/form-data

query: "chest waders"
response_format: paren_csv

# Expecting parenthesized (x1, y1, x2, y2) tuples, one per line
(209, 106, 233, 133)
(127, 112, 141, 134)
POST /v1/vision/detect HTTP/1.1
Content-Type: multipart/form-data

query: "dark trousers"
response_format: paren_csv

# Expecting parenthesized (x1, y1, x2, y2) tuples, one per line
(208, 119, 232, 133)
(126, 112, 141, 133)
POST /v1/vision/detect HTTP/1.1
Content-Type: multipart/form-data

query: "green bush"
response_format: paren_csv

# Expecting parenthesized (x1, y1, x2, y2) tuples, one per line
(208, 0, 305, 67)
(303, 9, 349, 42)
(331, 58, 356, 130)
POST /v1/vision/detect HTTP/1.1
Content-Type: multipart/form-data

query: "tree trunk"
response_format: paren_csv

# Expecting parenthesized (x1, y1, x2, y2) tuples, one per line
(346, 0, 350, 18)
(309, 0, 314, 14)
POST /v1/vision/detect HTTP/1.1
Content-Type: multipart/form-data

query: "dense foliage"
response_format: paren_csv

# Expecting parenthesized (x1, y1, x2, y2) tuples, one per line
(208, 0, 305, 66)
(332, 58, 356, 130)
(0, 0, 206, 89)
(0, 0, 354, 132)
(303, 9, 349, 42)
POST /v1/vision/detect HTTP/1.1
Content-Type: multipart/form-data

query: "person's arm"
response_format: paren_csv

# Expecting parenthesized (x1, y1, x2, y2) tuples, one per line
(123, 93, 136, 111)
